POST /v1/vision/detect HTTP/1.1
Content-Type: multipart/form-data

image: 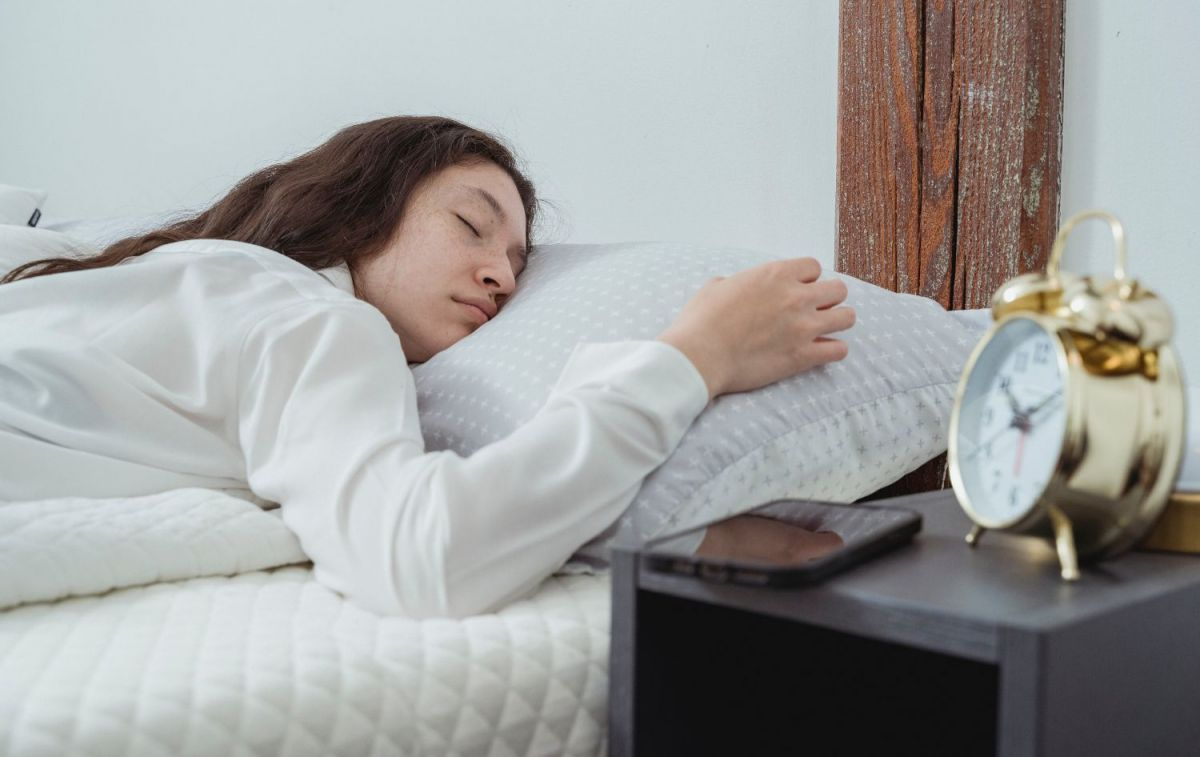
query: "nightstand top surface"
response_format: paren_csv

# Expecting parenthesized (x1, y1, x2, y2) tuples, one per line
(623, 489, 1200, 661)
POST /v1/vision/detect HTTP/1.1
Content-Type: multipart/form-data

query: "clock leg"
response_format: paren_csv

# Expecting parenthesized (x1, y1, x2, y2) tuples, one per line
(965, 525, 986, 547)
(1047, 505, 1081, 581)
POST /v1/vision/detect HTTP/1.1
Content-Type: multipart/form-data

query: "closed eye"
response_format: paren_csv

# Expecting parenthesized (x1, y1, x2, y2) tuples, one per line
(455, 214, 480, 237)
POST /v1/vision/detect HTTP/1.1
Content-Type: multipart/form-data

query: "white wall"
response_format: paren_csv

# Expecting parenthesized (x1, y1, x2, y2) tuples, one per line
(0, 0, 839, 262)
(4, 0, 1196, 373)
(1061, 0, 1200, 373)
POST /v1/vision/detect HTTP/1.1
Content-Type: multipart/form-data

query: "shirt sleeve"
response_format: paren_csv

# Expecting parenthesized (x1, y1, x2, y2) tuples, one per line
(236, 301, 709, 618)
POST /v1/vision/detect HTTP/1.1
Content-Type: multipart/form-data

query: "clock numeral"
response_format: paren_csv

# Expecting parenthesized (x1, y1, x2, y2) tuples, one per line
(1034, 341, 1051, 365)
(1014, 351, 1029, 373)
(984, 406, 994, 426)
(999, 375, 1012, 391)
(1009, 487, 1019, 508)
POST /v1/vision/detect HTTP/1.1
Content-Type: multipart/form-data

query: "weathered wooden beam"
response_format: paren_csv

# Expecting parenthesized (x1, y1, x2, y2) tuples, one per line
(836, 0, 1064, 308)
(836, 0, 924, 297)
(952, 0, 1065, 308)
(917, 0, 958, 306)
(836, 0, 1065, 494)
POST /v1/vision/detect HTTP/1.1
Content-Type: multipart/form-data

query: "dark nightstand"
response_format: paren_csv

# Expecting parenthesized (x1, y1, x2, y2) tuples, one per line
(609, 490, 1200, 756)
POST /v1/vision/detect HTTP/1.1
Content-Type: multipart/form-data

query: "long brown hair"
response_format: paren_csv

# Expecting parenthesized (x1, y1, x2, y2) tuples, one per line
(1, 116, 538, 288)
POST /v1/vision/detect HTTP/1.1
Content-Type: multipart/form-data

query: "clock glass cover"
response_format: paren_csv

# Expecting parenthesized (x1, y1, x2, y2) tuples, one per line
(955, 316, 1068, 526)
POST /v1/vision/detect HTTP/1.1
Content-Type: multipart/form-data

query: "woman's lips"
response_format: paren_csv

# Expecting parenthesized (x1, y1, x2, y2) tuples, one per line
(457, 300, 490, 324)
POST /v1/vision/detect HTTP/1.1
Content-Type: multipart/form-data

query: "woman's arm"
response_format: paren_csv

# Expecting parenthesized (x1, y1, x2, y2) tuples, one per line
(236, 301, 708, 618)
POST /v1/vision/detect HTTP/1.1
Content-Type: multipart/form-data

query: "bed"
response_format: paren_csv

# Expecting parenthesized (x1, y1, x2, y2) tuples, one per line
(0, 226, 990, 757)
(1, 5, 1068, 756)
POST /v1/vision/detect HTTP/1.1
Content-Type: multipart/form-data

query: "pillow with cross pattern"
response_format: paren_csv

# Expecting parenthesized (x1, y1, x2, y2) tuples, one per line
(411, 241, 985, 563)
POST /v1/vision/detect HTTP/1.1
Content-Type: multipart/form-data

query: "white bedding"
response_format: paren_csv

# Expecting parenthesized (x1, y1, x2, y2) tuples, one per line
(0, 489, 610, 756)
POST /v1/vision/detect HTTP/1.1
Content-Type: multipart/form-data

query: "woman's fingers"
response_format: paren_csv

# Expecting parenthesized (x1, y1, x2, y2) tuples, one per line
(659, 258, 856, 397)
(809, 278, 849, 309)
(772, 257, 822, 284)
(808, 337, 849, 364)
(815, 304, 856, 334)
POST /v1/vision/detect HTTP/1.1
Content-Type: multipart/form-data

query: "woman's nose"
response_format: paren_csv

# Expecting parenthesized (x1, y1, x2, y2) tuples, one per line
(478, 256, 516, 294)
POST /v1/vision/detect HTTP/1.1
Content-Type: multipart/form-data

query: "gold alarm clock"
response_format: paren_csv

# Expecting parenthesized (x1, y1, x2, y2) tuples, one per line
(947, 210, 1186, 580)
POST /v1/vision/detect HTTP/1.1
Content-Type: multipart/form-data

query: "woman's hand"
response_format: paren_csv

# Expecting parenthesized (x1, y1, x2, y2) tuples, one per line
(657, 258, 855, 400)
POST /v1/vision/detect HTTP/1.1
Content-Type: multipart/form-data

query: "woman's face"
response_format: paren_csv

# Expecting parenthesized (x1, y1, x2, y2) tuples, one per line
(355, 160, 528, 363)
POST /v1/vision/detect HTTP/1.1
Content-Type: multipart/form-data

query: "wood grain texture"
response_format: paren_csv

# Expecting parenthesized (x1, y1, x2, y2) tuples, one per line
(1017, 0, 1065, 296)
(836, 0, 1064, 494)
(836, 0, 923, 295)
(917, 0, 958, 305)
(837, 0, 1063, 308)
(952, 0, 1065, 308)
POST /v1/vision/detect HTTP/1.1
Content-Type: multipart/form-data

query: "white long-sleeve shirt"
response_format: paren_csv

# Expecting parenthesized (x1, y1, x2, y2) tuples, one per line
(0, 240, 708, 617)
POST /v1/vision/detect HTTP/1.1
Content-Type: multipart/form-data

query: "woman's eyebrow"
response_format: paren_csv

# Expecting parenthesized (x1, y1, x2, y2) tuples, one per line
(460, 186, 506, 223)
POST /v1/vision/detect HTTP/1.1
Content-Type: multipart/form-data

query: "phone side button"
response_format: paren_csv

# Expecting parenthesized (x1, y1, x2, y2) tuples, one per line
(731, 569, 771, 586)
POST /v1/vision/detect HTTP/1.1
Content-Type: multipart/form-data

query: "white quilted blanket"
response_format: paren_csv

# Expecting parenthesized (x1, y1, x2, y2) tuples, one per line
(0, 489, 309, 610)
(0, 489, 610, 756)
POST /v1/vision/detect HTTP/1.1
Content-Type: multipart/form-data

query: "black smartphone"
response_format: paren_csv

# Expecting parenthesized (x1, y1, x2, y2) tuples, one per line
(642, 499, 922, 587)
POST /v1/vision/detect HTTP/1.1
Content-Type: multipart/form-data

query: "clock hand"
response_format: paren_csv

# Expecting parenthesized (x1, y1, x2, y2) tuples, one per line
(963, 385, 1056, 464)
(1001, 380, 1022, 415)
(1011, 394, 1063, 441)
(1026, 389, 1064, 419)
(964, 416, 1024, 461)
(1013, 427, 1028, 475)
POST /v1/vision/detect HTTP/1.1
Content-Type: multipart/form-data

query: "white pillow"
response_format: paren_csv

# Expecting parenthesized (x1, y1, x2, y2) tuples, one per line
(411, 242, 985, 560)
(42, 210, 188, 250)
(0, 226, 91, 277)
(0, 184, 48, 227)
(0, 210, 188, 279)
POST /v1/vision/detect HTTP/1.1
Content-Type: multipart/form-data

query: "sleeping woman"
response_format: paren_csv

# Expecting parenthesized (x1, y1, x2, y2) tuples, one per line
(0, 116, 855, 617)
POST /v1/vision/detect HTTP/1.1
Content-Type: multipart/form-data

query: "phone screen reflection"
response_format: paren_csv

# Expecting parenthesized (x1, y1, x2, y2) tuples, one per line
(691, 515, 846, 566)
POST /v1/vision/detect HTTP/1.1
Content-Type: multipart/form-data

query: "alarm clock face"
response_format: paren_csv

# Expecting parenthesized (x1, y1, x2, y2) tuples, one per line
(953, 316, 1069, 526)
